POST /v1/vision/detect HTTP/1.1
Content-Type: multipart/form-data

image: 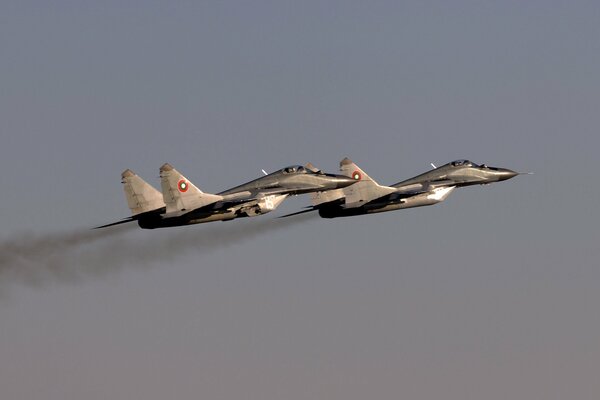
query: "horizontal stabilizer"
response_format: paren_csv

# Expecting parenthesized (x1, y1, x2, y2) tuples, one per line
(278, 208, 318, 218)
(94, 217, 135, 229)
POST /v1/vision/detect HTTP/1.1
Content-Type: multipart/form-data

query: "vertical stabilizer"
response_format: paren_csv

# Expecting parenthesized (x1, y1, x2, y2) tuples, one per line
(304, 162, 322, 173)
(338, 157, 396, 207)
(339, 157, 380, 184)
(121, 169, 165, 216)
(159, 163, 222, 213)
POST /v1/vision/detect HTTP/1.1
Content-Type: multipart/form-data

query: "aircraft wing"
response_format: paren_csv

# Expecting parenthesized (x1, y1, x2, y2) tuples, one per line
(193, 192, 289, 217)
(94, 216, 135, 229)
(393, 179, 456, 193)
(278, 198, 345, 218)
(358, 179, 457, 207)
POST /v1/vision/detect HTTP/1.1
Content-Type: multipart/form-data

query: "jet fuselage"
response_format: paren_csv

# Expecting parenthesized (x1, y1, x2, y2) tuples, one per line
(136, 165, 355, 228)
(218, 165, 356, 197)
(315, 159, 519, 219)
(393, 160, 517, 188)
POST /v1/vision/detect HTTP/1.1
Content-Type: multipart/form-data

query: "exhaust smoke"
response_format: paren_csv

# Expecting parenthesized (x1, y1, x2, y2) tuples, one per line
(0, 213, 316, 293)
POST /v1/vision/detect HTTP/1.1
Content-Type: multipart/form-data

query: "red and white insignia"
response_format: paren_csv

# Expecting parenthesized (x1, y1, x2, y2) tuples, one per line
(177, 179, 189, 193)
(352, 171, 361, 180)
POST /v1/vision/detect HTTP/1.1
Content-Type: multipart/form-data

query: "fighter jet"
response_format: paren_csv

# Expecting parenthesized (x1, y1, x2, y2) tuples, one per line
(96, 163, 356, 229)
(283, 158, 523, 219)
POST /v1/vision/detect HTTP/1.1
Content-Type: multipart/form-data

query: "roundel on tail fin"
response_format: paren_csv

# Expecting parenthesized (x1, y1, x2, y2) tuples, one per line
(177, 179, 189, 193)
(352, 171, 361, 181)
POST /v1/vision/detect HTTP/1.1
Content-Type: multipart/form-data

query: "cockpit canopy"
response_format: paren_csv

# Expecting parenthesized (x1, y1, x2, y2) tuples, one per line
(281, 165, 307, 174)
(450, 159, 477, 167)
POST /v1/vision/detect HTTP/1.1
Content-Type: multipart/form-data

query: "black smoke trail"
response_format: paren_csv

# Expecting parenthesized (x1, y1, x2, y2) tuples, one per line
(0, 213, 316, 292)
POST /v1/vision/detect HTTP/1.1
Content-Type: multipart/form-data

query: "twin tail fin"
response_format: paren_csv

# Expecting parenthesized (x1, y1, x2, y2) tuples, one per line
(122, 169, 165, 216)
(159, 163, 222, 213)
(338, 157, 396, 208)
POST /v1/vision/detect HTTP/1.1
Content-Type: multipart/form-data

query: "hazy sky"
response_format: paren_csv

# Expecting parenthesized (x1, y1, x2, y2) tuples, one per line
(1, 1, 599, 399)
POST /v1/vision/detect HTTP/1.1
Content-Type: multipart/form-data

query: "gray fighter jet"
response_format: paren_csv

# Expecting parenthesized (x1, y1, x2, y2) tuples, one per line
(283, 158, 523, 219)
(96, 163, 356, 229)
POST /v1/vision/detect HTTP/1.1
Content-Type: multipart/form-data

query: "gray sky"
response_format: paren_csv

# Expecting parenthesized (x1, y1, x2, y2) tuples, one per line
(1, 1, 599, 399)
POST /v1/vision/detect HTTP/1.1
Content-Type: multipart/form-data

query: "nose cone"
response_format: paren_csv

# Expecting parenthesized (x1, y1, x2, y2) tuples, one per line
(332, 175, 358, 189)
(497, 168, 518, 181)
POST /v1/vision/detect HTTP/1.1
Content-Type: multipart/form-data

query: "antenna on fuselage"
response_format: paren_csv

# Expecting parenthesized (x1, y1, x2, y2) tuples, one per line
(261, 169, 268, 176)
(430, 163, 437, 169)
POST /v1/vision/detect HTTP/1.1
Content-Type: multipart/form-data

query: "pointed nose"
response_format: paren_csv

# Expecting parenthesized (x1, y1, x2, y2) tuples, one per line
(497, 168, 518, 181)
(333, 175, 358, 189)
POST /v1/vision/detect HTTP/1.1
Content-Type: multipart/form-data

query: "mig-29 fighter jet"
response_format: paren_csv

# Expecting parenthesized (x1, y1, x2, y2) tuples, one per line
(283, 158, 523, 219)
(96, 163, 356, 229)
